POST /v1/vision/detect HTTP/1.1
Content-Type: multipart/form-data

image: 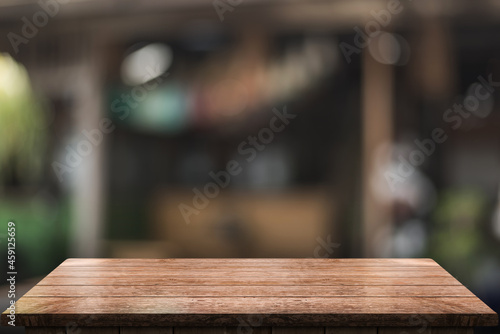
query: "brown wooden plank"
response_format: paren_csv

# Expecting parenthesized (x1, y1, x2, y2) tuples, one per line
(378, 327, 473, 333)
(24, 284, 475, 298)
(272, 328, 324, 334)
(50, 267, 448, 277)
(47, 269, 450, 278)
(3, 296, 497, 327)
(52, 266, 445, 272)
(10, 296, 493, 315)
(25, 328, 120, 334)
(326, 328, 377, 333)
(25, 328, 66, 334)
(120, 327, 173, 334)
(36, 276, 461, 286)
(75, 328, 119, 334)
(59, 258, 440, 267)
(173, 327, 271, 333)
(3, 259, 497, 329)
(173, 329, 226, 334)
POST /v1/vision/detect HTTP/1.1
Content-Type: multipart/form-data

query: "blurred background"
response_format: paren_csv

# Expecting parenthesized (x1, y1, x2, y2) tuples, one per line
(1, 0, 500, 332)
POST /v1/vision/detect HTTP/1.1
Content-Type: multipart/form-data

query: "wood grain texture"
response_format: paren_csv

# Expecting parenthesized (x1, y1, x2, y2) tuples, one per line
(378, 327, 473, 333)
(3, 296, 496, 326)
(326, 328, 377, 333)
(173, 329, 226, 334)
(21, 326, 474, 334)
(120, 327, 173, 334)
(8, 296, 495, 314)
(59, 258, 440, 267)
(272, 328, 324, 334)
(26, 328, 121, 334)
(73, 328, 119, 334)
(173, 327, 271, 333)
(1, 258, 497, 328)
(25, 328, 66, 334)
(24, 284, 476, 297)
(51, 266, 446, 272)
(37, 276, 462, 286)
(48, 269, 451, 278)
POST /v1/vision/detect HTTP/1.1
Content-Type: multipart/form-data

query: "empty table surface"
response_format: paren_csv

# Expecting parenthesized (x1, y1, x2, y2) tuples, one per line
(1, 258, 498, 332)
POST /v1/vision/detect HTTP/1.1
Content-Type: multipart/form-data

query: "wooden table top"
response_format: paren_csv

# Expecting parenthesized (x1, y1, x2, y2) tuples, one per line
(1, 258, 498, 327)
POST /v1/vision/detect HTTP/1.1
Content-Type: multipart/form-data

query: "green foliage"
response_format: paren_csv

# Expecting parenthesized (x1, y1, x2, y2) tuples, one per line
(430, 188, 488, 284)
(0, 53, 46, 184)
(0, 196, 70, 279)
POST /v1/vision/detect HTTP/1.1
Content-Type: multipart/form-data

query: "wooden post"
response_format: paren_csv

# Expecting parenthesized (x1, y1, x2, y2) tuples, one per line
(361, 49, 394, 257)
(70, 36, 106, 258)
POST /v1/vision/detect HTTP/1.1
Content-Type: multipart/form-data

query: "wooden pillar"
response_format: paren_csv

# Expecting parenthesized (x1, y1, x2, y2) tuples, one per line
(361, 49, 394, 257)
(70, 36, 106, 258)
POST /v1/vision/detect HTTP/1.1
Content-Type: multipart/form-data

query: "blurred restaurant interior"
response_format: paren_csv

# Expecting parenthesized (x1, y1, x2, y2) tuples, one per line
(1, 0, 500, 332)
